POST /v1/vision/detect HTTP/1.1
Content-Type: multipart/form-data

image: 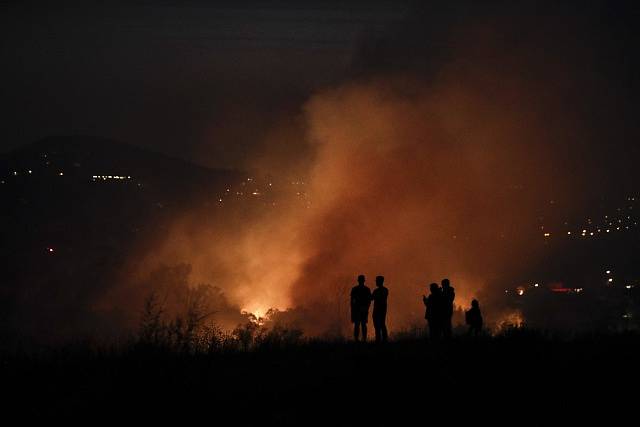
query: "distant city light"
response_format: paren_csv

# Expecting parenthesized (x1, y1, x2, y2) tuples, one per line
(543, 232, 551, 238)
(608, 278, 614, 283)
(92, 175, 132, 181)
(534, 283, 539, 287)
(47, 247, 54, 253)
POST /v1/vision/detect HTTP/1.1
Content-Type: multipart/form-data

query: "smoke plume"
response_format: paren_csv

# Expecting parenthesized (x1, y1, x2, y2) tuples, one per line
(104, 8, 623, 337)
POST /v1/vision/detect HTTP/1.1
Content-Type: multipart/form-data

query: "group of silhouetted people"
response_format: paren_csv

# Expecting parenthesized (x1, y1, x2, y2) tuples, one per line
(423, 279, 456, 339)
(351, 275, 388, 343)
(350, 275, 483, 342)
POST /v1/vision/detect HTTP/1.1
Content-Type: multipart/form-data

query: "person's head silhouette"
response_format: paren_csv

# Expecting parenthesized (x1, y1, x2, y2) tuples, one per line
(376, 276, 384, 287)
(430, 282, 439, 293)
(442, 278, 450, 289)
(471, 299, 479, 308)
(357, 274, 365, 285)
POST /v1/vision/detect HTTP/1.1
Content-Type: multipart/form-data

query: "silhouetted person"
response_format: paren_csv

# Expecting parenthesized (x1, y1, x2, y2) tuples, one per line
(465, 299, 483, 336)
(423, 283, 442, 340)
(441, 278, 455, 339)
(372, 275, 389, 343)
(351, 274, 372, 342)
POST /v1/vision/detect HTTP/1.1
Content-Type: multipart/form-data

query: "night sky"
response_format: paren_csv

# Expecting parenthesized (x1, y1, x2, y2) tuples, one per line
(2, 1, 638, 174)
(0, 1, 405, 167)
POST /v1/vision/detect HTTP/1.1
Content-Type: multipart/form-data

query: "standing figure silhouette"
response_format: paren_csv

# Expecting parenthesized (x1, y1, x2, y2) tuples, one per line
(465, 299, 483, 336)
(372, 275, 389, 343)
(351, 274, 372, 342)
(423, 283, 443, 341)
(441, 278, 455, 339)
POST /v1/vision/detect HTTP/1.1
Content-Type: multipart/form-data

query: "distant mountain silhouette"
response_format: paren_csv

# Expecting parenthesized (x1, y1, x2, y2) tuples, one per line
(0, 136, 248, 344)
(0, 135, 241, 195)
(0, 135, 247, 228)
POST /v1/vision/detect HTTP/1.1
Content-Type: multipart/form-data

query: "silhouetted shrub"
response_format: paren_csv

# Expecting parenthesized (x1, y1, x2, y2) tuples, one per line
(256, 325, 304, 349)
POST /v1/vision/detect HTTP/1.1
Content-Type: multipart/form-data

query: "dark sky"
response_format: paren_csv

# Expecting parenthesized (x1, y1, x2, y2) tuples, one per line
(1, 1, 639, 172)
(0, 1, 408, 167)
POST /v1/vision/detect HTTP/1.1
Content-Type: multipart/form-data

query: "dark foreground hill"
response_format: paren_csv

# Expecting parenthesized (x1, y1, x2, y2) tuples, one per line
(3, 331, 638, 423)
